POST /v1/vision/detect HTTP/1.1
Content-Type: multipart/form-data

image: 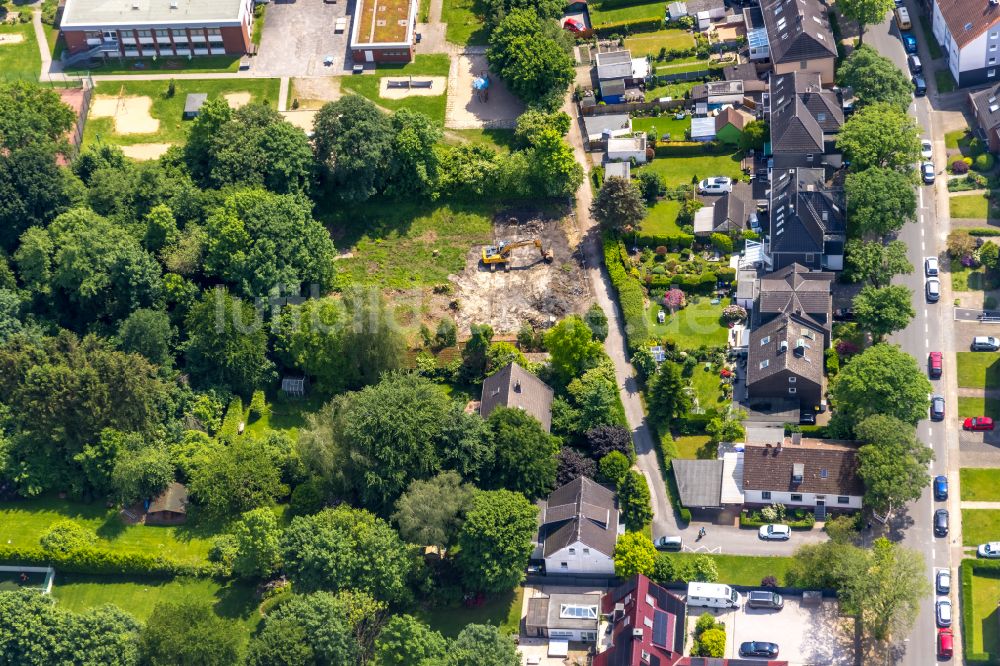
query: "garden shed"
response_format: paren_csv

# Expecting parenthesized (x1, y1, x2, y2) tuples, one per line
(146, 482, 188, 525)
(183, 93, 208, 119)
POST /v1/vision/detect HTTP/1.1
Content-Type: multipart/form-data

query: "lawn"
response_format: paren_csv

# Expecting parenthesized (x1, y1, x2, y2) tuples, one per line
(649, 300, 729, 348)
(644, 79, 700, 101)
(631, 115, 690, 141)
(624, 29, 695, 57)
(962, 509, 1000, 546)
(666, 553, 794, 586)
(689, 364, 726, 413)
(0, 21, 41, 82)
(935, 69, 956, 94)
(640, 199, 682, 235)
(970, 568, 1000, 658)
(638, 148, 744, 189)
(340, 54, 451, 125)
(957, 351, 1000, 389)
(958, 396, 1000, 419)
(65, 55, 241, 76)
(674, 434, 714, 459)
(0, 497, 214, 565)
(653, 60, 714, 75)
(82, 78, 281, 148)
(416, 587, 523, 637)
(945, 129, 969, 150)
(951, 261, 1000, 292)
(324, 201, 494, 289)
(244, 395, 325, 441)
(961, 468, 1000, 502)
(442, 0, 488, 46)
(445, 128, 517, 153)
(590, 0, 667, 25)
(54, 575, 260, 630)
(951, 192, 998, 220)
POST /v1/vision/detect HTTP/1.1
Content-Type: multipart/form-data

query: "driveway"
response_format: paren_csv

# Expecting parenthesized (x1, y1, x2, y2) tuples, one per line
(254, 0, 346, 77)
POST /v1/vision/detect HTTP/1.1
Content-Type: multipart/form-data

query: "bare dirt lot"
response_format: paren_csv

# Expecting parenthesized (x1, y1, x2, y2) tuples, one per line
(120, 143, 172, 160)
(446, 53, 524, 129)
(290, 77, 342, 109)
(450, 210, 591, 334)
(90, 95, 159, 134)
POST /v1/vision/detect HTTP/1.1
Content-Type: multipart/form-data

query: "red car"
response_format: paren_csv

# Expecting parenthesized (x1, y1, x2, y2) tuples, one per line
(938, 627, 953, 659)
(928, 351, 942, 378)
(563, 17, 585, 32)
(964, 416, 995, 431)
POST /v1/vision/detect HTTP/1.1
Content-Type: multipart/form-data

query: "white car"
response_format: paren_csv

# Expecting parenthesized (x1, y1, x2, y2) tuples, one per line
(936, 569, 951, 594)
(936, 598, 952, 627)
(979, 542, 1000, 558)
(698, 177, 733, 194)
(925, 256, 938, 276)
(758, 524, 791, 541)
(921, 139, 933, 159)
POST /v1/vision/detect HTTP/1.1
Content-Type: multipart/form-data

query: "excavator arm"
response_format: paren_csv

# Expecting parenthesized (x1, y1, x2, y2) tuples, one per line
(482, 239, 553, 265)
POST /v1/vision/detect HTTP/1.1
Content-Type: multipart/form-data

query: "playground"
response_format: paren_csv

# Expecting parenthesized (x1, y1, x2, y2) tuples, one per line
(379, 76, 446, 99)
(445, 53, 523, 130)
(90, 94, 160, 134)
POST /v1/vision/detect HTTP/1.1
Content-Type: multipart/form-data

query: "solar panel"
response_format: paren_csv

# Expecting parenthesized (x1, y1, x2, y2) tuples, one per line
(652, 610, 668, 647)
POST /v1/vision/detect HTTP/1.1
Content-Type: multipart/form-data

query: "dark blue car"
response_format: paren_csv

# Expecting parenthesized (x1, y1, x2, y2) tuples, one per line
(934, 475, 949, 501)
(902, 33, 918, 54)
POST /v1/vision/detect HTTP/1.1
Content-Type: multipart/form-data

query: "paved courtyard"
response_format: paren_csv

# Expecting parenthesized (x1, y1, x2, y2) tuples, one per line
(254, 0, 346, 76)
(445, 52, 523, 129)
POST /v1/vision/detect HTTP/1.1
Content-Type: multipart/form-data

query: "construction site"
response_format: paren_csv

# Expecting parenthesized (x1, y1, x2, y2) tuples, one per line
(449, 210, 591, 334)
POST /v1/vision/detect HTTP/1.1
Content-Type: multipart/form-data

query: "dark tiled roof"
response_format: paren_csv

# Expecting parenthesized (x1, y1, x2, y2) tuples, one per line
(539, 477, 619, 558)
(742, 439, 864, 496)
(480, 362, 554, 431)
(672, 459, 724, 507)
(768, 168, 844, 255)
(970, 83, 1000, 134)
(761, 0, 836, 64)
(758, 263, 833, 319)
(149, 482, 188, 514)
(709, 181, 755, 233)
(769, 72, 840, 154)
(724, 62, 760, 82)
(935, 0, 1000, 50)
(747, 312, 825, 387)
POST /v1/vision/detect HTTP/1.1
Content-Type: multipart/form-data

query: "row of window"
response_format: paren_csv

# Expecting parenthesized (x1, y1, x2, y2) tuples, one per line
(760, 491, 850, 503)
(84, 27, 223, 41)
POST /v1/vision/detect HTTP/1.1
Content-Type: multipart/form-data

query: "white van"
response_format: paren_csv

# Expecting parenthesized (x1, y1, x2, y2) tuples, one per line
(687, 582, 740, 609)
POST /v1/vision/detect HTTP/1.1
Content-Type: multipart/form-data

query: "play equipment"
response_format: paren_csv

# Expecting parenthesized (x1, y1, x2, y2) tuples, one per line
(473, 72, 489, 102)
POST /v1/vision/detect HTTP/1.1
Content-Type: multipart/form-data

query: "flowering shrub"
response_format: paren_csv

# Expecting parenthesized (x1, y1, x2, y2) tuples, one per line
(952, 159, 969, 174)
(835, 340, 859, 356)
(721, 304, 747, 323)
(962, 254, 980, 268)
(663, 288, 686, 310)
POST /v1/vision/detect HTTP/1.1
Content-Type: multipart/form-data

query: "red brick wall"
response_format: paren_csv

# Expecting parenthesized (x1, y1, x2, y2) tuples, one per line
(221, 23, 250, 55)
(63, 29, 89, 54)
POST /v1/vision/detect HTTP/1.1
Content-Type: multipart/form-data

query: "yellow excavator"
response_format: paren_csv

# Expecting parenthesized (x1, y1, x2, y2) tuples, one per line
(481, 239, 554, 270)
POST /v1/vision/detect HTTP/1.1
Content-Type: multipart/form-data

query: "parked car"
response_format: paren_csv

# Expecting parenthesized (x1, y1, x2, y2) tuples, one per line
(934, 509, 949, 536)
(747, 590, 784, 610)
(922, 161, 936, 183)
(934, 474, 948, 500)
(938, 627, 954, 659)
(978, 542, 1000, 558)
(655, 536, 683, 551)
(972, 336, 1000, 351)
(937, 569, 951, 595)
(928, 351, 943, 378)
(902, 32, 917, 53)
(563, 17, 585, 32)
(910, 55, 924, 75)
(930, 394, 945, 420)
(799, 411, 816, 425)
(936, 598, 952, 627)
(926, 277, 940, 302)
(833, 307, 855, 321)
(913, 75, 927, 96)
(895, 7, 912, 30)
(740, 642, 780, 658)
(920, 137, 932, 157)
(758, 524, 791, 541)
(697, 176, 733, 194)
(925, 256, 939, 276)
(964, 416, 995, 431)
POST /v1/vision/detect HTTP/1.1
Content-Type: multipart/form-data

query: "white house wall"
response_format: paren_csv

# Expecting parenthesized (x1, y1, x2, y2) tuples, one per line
(744, 489, 862, 510)
(545, 540, 615, 575)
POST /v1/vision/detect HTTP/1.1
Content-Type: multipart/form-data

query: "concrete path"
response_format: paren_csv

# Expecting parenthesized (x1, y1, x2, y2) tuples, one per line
(960, 501, 1000, 509)
(277, 77, 289, 112)
(31, 9, 52, 79)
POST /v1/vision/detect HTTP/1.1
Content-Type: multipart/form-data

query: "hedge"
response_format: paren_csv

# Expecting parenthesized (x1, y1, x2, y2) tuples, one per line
(784, 424, 829, 438)
(604, 236, 650, 353)
(961, 559, 1000, 664)
(657, 430, 691, 524)
(592, 17, 664, 36)
(0, 544, 219, 578)
(738, 512, 816, 530)
(968, 227, 1000, 237)
(635, 232, 696, 250)
(218, 396, 244, 441)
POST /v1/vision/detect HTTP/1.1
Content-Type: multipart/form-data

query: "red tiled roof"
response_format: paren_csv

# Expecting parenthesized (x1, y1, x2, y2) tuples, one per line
(936, 0, 1000, 49)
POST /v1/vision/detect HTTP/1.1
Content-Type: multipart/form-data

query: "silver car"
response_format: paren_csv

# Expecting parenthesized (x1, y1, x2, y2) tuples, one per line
(926, 278, 940, 302)
(925, 256, 938, 276)
(936, 569, 951, 594)
(936, 598, 952, 627)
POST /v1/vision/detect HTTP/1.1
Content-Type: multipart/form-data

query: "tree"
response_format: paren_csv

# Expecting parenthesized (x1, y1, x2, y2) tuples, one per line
(830, 343, 932, 426)
(0, 143, 81, 251)
(281, 505, 415, 603)
(544, 315, 605, 385)
(853, 285, 915, 341)
(637, 170, 665, 203)
(614, 531, 657, 578)
(648, 361, 691, 424)
(591, 176, 646, 231)
(392, 471, 475, 548)
(0, 80, 75, 147)
(837, 43, 912, 109)
(585, 302, 610, 341)
(460, 323, 494, 383)
(846, 538, 930, 643)
(528, 128, 583, 198)
(313, 96, 395, 202)
(706, 410, 746, 444)
(457, 489, 538, 593)
(567, 361, 626, 431)
(438, 404, 495, 485)
(183, 288, 275, 395)
(187, 435, 289, 520)
(514, 109, 571, 147)
(446, 624, 521, 666)
(739, 119, 769, 152)
(231, 507, 283, 579)
(839, 0, 894, 43)
(855, 415, 933, 519)
(981, 241, 1000, 270)
(556, 447, 597, 485)
(246, 592, 364, 666)
(486, 341, 528, 376)
(110, 444, 173, 505)
(676, 197, 703, 227)
(118, 308, 174, 369)
(488, 407, 559, 499)
(139, 601, 244, 666)
(374, 614, 448, 666)
(846, 167, 917, 236)
(837, 103, 922, 171)
(488, 9, 575, 110)
(845, 239, 913, 287)
(40, 519, 97, 554)
(585, 425, 635, 460)
(599, 451, 632, 486)
(619, 470, 653, 530)
(389, 108, 442, 198)
(697, 628, 726, 657)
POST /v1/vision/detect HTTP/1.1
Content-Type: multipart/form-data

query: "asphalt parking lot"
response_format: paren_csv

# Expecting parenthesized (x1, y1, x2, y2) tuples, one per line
(687, 595, 854, 665)
(254, 0, 345, 76)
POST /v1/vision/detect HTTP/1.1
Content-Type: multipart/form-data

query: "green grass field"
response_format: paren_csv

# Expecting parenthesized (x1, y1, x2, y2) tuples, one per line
(640, 199, 682, 235)
(0, 21, 41, 82)
(65, 55, 241, 76)
(644, 79, 699, 101)
(638, 148, 744, 189)
(590, 0, 667, 24)
(243, 395, 325, 441)
(445, 128, 517, 153)
(690, 364, 726, 413)
(325, 202, 494, 290)
(957, 352, 1000, 389)
(416, 587, 523, 637)
(958, 396, 1000, 419)
(971, 568, 1000, 657)
(667, 553, 794, 586)
(649, 300, 728, 348)
(934, 69, 956, 94)
(951, 192, 998, 220)
(0, 498, 214, 565)
(631, 115, 690, 141)
(673, 434, 713, 459)
(653, 60, 714, 75)
(443, 0, 488, 46)
(961, 469, 1000, 502)
(624, 29, 695, 57)
(82, 78, 281, 148)
(340, 55, 451, 125)
(963, 509, 1000, 545)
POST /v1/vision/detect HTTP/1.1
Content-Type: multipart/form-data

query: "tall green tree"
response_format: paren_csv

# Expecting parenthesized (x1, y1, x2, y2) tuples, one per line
(487, 407, 559, 500)
(139, 601, 244, 666)
(488, 9, 575, 110)
(313, 96, 395, 202)
(838, 1, 895, 44)
(830, 343, 932, 426)
(118, 308, 175, 368)
(457, 489, 538, 593)
(392, 471, 476, 548)
(591, 176, 647, 232)
(614, 531, 657, 578)
(0, 143, 82, 251)
(846, 167, 917, 237)
(374, 614, 448, 666)
(528, 128, 583, 197)
(187, 435, 289, 520)
(231, 507, 283, 579)
(837, 44, 912, 109)
(845, 239, 913, 287)
(837, 103, 922, 171)
(544, 315, 604, 385)
(0, 80, 75, 150)
(619, 469, 653, 531)
(446, 624, 521, 666)
(847, 538, 930, 643)
(389, 108, 442, 198)
(648, 361, 691, 424)
(853, 285, 915, 341)
(246, 592, 362, 666)
(855, 415, 934, 519)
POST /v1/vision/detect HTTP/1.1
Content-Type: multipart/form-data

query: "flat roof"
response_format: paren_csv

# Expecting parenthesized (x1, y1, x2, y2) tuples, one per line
(61, 0, 245, 28)
(351, 0, 416, 46)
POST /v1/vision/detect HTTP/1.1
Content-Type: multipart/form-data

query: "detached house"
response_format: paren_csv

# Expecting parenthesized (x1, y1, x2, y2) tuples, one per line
(747, 311, 826, 411)
(767, 71, 843, 170)
(754, 263, 833, 329)
(763, 168, 845, 271)
(593, 575, 688, 666)
(480, 362, 554, 432)
(759, 0, 837, 84)
(535, 477, 622, 575)
(931, 0, 1000, 88)
(695, 181, 759, 236)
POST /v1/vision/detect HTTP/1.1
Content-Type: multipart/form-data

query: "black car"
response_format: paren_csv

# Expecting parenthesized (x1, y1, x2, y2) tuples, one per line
(913, 75, 927, 96)
(934, 509, 949, 537)
(799, 411, 816, 425)
(740, 641, 780, 658)
(908, 54, 922, 74)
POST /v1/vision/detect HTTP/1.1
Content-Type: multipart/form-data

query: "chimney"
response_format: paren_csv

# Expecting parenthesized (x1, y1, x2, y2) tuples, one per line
(792, 432, 802, 445)
(792, 463, 804, 485)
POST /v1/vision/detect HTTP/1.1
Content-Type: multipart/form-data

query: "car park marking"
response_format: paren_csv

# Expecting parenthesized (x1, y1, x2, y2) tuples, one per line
(919, 189, 924, 208)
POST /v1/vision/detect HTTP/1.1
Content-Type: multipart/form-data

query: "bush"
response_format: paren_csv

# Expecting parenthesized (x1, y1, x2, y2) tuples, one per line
(0, 544, 218, 578)
(968, 227, 1000, 237)
(249, 390, 268, 420)
(975, 153, 996, 172)
(824, 346, 840, 377)
(40, 520, 97, 554)
(604, 237, 650, 353)
(217, 396, 244, 442)
(952, 159, 970, 174)
(710, 233, 733, 255)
